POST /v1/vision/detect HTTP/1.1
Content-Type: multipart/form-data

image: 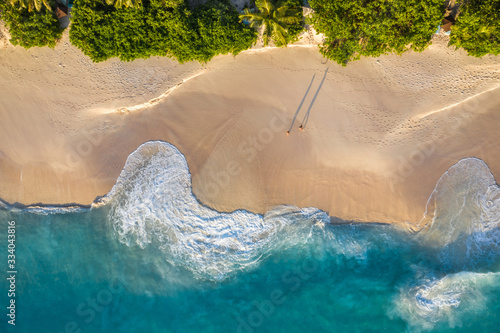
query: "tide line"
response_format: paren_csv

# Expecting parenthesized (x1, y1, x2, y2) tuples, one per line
(96, 42, 324, 115)
(96, 71, 206, 115)
(416, 84, 500, 120)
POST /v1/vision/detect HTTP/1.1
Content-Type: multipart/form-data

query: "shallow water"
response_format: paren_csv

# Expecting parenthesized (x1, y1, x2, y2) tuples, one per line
(1, 142, 499, 332)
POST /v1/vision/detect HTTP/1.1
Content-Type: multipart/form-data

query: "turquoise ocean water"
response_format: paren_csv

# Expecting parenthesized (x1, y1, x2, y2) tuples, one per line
(1, 142, 499, 332)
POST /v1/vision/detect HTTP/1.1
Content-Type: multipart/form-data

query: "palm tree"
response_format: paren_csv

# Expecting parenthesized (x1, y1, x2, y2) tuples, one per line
(10, 0, 52, 12)
(104, 0, 143, 9)
(239, 0, 302, 47)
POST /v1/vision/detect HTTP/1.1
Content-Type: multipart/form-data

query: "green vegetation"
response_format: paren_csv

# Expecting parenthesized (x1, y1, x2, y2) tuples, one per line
(69, 0, 257, 63)
(2, 0, 498, 64)
(309, 0, 445, 65)
(9, 0, 52, 12)
(192, 0, 258, 61)
(449, 0, 500, 57)
(239, 0, 303, 47)
(0, 1, 63, 48)
(104, 0, 143, 9)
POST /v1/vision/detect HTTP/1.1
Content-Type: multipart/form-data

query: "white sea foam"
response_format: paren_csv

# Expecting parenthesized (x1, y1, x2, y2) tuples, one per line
(417, 158, 500, 270)
(393, 159, 500, 330)
(103, 142, 500, 282)
(0, 200, 88, 215)
(391, 270, 500, 331)
(3, 140, 500, 330)
(104, 141, 345, 280)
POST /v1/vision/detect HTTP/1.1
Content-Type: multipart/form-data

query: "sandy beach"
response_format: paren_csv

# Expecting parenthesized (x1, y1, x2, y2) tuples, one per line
(1, 29, 499, 226)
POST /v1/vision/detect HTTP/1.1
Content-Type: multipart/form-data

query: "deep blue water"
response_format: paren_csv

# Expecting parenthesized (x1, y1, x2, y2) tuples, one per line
(0, 142, 499, 333)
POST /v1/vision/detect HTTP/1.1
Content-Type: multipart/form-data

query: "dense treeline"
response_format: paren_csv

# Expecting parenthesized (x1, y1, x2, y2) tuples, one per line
(449, 0, 500, 57)
(69, 0, 257, 62)
(308, 0, 445, 65)
(0, 1, 63, 48)
(1, 0, 499, 63)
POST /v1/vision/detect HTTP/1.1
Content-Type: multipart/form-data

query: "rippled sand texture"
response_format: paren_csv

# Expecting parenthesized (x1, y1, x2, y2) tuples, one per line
(1, 30, 499, 225)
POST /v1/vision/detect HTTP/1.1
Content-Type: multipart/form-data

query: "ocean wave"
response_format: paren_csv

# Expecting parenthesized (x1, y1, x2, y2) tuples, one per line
(104, 141, 376, 280)
(3, 139, 499, 285)
(391, 270, 500, 332)
(3, 140, 500, 331)
(417, 158, 500, 271)
(102, 142, 500, 281)
(390, 158, 500, 331)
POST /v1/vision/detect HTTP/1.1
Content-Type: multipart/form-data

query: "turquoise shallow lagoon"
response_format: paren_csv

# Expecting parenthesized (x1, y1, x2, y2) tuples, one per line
(1, 142, 499, 332)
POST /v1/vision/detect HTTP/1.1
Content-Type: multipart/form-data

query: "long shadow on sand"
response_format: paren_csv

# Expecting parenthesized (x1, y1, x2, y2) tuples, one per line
(301, 67, 329, 129)
(288, 74, 316, 133)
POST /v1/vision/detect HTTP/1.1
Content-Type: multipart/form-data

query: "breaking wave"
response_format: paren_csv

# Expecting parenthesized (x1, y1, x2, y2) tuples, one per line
(417, 158, 500, 271)
(390, 158, 500, 330)
(101, 141, 500, 331)
(2, 140, 500, 331)
(104, 141, 373, 280)
(392, 270, 500, 331)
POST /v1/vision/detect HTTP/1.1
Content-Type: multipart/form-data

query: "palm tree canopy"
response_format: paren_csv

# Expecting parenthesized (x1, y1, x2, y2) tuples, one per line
(10, 0, 52, 12)
(104, 0, 143, 9)
(239, 0, 302, 46)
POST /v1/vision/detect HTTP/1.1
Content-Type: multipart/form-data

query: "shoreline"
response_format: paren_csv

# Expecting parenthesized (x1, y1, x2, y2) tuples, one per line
(2, 141, 498, 236)
(1, 32, 500, 226)
(0, 176, 396, 228)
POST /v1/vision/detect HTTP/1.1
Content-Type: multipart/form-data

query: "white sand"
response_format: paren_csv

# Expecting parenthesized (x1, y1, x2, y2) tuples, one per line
(1, 28, 499, 226)
(0, 21, 11, 49)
